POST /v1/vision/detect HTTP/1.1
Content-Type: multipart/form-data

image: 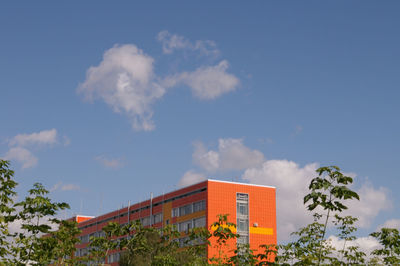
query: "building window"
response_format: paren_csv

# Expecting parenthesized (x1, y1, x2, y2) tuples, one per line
(236, 193, 249, 245)
(108, 253, 120, 263)
(193, 200, 206, 212)
(80, 234, 89, 243)
(193, 216, 206, 228)
(237, 202, 248, 216)
(80, 247, 88, 257)
(237, 235, 249, 245)
(179, 204, 193, 216)
(172, 201, 205, 219)
(141, 216, 150, 226)
(237, 218, 249, 232)
(171, 208, 179, 217)
(178, 220, 192, 233)
(152, 213, 163, 224)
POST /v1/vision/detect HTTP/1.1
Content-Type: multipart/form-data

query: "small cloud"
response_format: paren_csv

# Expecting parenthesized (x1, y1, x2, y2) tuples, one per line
(77, 44, 165, 131)
(164, 60, 239, 100)
(193, 138, 264, 172)
(4, 147, 38, 169)
(2, 129, 68, 169)
(328, 235, 381, 259)
(178, 170, 207, 188)
(51, 181, 80, 192)
(95, 155, 124, 169)
(9, 129, 58, 147)
(157, 30, 219, 57)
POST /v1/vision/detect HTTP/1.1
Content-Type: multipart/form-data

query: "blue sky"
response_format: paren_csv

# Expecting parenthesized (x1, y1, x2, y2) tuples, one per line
(1, 1, 399, 241)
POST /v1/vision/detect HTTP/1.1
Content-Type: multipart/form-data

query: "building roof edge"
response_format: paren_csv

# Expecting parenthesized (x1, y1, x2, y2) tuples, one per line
(207, 179, 276, 189)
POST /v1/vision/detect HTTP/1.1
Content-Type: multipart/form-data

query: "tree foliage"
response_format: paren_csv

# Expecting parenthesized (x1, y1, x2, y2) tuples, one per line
(303, 166, 360, 265)
(1, 160, 400, 266)
(0, 160, 80, 265)
(370, 228, 400, 265)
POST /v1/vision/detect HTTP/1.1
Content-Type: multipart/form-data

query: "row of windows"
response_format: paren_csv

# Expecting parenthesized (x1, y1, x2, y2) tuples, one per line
(171, 200, 206, 218)
(79, 231, 107, 243)
(77, 217, 206, 257)
(79, 187, 207, 230)
(79, 213, 163, 243)
(177, 216, 206, 233)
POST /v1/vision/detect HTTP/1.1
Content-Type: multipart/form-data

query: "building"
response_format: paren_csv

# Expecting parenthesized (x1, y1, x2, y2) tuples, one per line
(74, 179, 276, 265)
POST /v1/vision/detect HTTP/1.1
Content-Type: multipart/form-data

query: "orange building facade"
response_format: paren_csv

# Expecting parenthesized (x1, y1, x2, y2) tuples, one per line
(73, 179, 276, 265)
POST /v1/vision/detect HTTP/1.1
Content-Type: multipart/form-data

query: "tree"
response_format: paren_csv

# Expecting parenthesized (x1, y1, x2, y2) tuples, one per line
(256, 244, 278, 265)
(303, 166, 360, 265)
(89, 221, 123, 264)
(209, 214, 239, 265)
(0, 160, 79, 265)
(289, 214, 336, 265)
(0, 160, 18, 258)
(10, 183, 70, 265)
(370, 228, 400, 265)
(92, 220, 209, 266)
(118, 222, 181, 265)
(332, 214, 365, 265)
(228, 244, 258, 266)
(50, 219, 82, 265)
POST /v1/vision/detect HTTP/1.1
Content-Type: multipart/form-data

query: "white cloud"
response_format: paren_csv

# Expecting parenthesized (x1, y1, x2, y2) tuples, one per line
(9, 129, 57, 147)
(182, 137, 394, 241)
(4, 147, 38, 169)
(165, 60, 239, 100)
(78, 44, 165, 131)
(345, 182, 392, 228)
(178, 170, 207, 188)
(8, 215, 58, 236)
(242, 160, 392, 241)
(2, 129, 66, 169)
(51, 181, 80, 192)
(193, 138, 264, 172)
(192, 142, 220, 172)
(95, 155, 124, 169)
(157, 30, 219, 57)
(78, 36, 239, 130)
(328, 235, 381, 259)
(377, 219, 400, 230)
(242, 160, 318, 240)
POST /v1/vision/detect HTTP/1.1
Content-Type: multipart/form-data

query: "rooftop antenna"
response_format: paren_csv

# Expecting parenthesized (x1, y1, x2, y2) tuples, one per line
(127, 200, 131, 224)
(80, 198, 83, 214)
(150, 192, 153, 227)
(98, 192, 103, 216)
(162, 189, 165, 228)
